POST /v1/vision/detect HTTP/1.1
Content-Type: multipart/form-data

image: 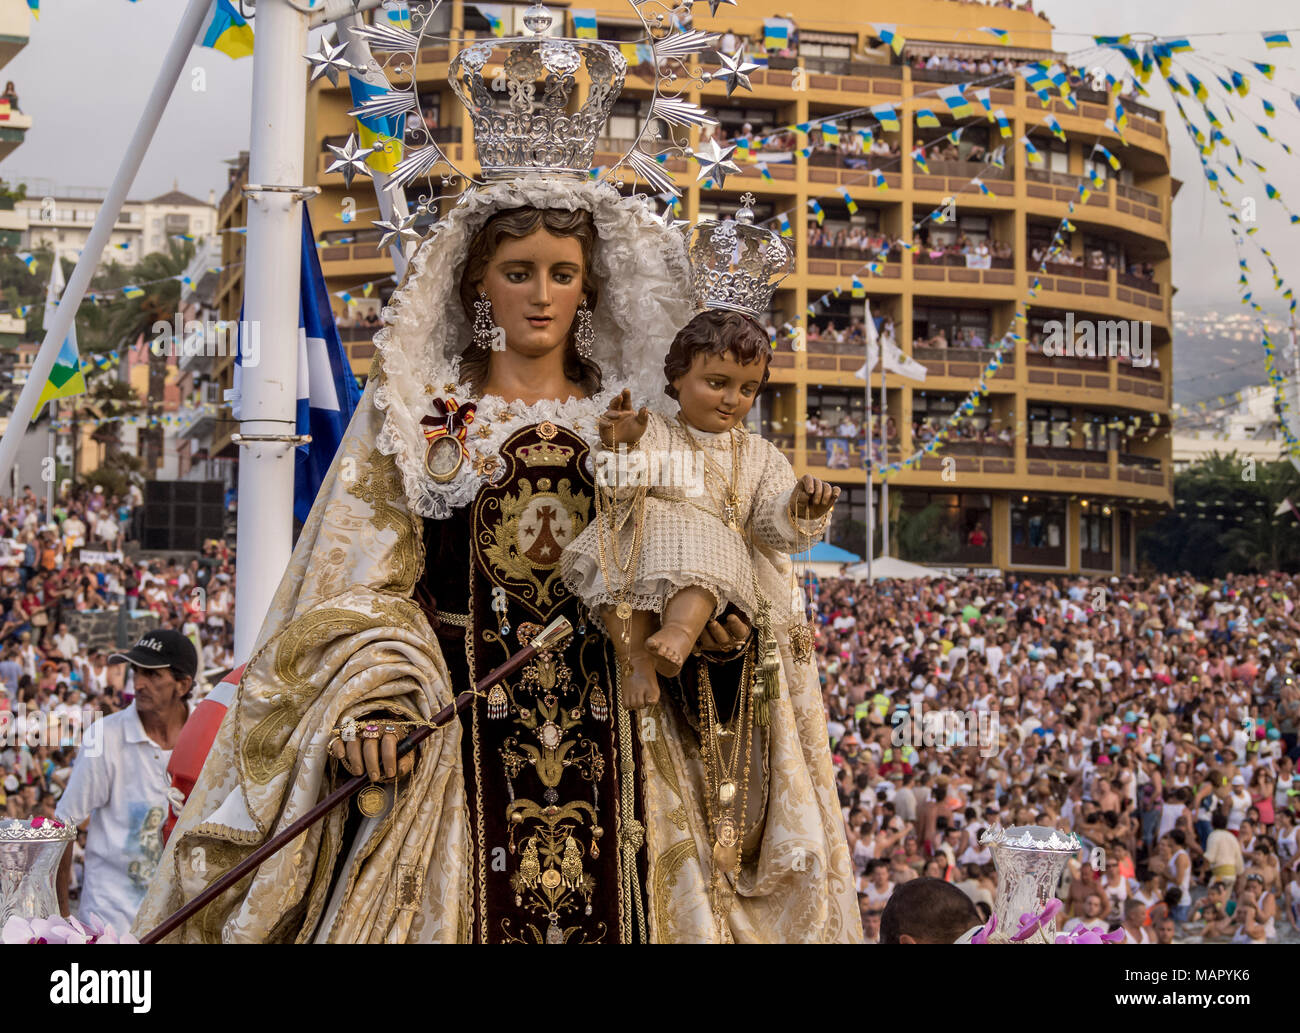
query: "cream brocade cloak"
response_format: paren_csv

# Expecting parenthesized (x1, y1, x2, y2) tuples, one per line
(132, 178, 859, 943)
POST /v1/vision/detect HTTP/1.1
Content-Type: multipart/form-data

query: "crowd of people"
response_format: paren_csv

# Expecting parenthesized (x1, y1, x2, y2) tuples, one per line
(915, 233, 1016, 267)
(912, 326, 993, 350)
(0, 484, 237, 914)
(807, 226, 903, 258)
(913, 416, 1010, 446)
(9, 482, 1299, 945)
(812, 572, 1300, 943)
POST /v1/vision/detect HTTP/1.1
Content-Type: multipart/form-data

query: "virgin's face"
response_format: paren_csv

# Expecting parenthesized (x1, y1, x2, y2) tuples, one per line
(474, 228, 586, 360)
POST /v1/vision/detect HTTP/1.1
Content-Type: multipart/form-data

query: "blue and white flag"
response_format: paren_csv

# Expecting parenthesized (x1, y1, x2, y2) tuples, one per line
(232, 208, 362, 524)
(294, 208, 362, 522)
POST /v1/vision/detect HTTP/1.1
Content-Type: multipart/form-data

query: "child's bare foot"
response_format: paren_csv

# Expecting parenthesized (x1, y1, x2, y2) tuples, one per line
(622, 658, 660, 710)
(645, 622, 696, 678)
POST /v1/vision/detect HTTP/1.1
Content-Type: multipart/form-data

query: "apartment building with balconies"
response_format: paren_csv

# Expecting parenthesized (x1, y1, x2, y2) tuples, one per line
(274, 0, 1175, 574)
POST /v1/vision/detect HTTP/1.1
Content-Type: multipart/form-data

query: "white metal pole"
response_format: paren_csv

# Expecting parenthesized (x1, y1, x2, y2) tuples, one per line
(337, 15, 414, 280)
(881, 361, 889, 558)
(864, 300, 873, 582)
(45, 418, 54, 520)
(233, 0, 312, 660)
(0, 0, 213, 489)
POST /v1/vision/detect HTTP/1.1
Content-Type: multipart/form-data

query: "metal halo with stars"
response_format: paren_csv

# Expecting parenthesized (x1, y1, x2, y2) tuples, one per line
(304, 36, 357, 88)
(325, 133, 375, 190)
(704, 0, 738, 16)
(691, 137, 741, 189)
(710, 45, 760, 98)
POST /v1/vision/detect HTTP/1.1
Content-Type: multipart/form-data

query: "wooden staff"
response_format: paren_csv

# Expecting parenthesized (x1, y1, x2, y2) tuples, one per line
(141, 615, 572, 944)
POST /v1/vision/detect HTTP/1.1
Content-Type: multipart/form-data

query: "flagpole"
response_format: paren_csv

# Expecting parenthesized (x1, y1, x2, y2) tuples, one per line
(864, 299, 873, 583)
(880, 359, 889, 559)
(0, 0, 214, 493)
(233, 0, 313, 661)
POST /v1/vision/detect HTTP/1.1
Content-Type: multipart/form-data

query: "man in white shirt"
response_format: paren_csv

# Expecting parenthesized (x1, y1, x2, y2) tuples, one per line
(56, 630, 196, 936)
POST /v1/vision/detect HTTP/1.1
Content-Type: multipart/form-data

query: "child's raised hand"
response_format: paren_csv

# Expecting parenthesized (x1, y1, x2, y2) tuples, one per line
(598, 388, 649, 447)
(792, 475, 841, 519)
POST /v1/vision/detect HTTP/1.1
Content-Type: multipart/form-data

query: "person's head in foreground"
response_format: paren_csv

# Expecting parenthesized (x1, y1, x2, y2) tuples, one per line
(880, 877, 981, 944)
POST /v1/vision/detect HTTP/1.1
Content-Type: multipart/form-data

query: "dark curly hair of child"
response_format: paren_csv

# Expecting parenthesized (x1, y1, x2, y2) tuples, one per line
(662, 309, 772, 401)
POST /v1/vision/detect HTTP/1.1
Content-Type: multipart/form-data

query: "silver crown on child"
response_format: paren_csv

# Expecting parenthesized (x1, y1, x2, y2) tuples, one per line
(689, 194, 795, 319)
(449, 4, 626, 181)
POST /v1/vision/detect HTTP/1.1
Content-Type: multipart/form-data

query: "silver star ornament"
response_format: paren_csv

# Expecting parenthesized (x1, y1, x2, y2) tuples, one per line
(691, 138, 741, 189)
(304, 38, 358, 88)
(326, 134, 375, 189)
(705, 0, 738, 16)
(712, 46, 759, 97)
(373, 211, 421, 251)
(659, 204, 690, 232)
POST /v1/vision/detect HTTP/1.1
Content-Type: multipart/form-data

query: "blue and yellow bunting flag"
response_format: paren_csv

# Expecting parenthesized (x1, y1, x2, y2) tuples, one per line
(873, 24, 905, 55)
(841, 190, 858, 215)
(994, 110, 1011, 138)
(348, 73, 405, 174)
(199, 0, 254, 60)
(571, 8, 597, 39)
(871, 104, 900, 132)
(915, 109, 940, 128)
(1263, 31, 1291, 49)
(808, 199, 824, 225)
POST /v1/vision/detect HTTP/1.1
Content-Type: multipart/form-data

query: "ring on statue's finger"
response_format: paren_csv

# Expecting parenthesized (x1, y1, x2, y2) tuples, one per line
(383, 724, 398, 736)
(340, 719, 357, 742)
(327, 734, 342, 753)
(361, 724, 382, 740)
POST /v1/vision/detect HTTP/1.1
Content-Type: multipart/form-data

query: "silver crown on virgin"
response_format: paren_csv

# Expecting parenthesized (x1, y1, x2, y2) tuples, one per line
(337, 2, 752, 204)
(689, 194, 795, 320)
(449, 4, 624, 182)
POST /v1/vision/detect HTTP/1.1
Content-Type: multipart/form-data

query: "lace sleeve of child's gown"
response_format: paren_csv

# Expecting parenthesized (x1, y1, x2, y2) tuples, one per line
(749, 437, 831, 552)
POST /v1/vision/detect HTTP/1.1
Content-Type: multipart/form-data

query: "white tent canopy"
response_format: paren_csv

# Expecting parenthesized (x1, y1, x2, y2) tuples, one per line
(842, 556, 956, 582)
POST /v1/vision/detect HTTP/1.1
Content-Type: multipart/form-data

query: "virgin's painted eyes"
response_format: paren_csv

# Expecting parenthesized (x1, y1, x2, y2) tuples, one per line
(553, 271, 575, 284)
(505, 271, 529, 284)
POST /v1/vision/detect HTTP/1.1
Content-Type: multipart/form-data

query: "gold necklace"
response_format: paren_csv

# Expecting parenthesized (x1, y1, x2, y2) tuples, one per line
(592, 474, 647, 646)
(677, 415, 743, 532)
(788, 494, 816, 666)
(698, 647, 756, 927)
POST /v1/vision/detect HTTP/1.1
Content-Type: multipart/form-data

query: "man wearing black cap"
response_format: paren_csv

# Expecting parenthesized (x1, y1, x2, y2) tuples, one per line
(55, 629, 197, 935)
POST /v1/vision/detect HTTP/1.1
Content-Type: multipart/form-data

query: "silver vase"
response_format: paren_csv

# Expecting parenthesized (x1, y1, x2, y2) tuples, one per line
(0, 819, 77, 927)
(980, 824, 1079, 943)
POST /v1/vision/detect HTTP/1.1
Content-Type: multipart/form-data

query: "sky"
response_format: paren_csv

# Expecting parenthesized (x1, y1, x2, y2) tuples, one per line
(0, 0, 1297, 314)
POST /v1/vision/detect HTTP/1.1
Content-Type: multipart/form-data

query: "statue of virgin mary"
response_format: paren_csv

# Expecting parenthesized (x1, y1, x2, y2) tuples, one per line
(134, 6, 858, 944)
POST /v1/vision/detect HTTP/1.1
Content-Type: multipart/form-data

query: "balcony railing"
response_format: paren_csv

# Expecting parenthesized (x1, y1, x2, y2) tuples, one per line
(1116, 182, 1160, 207)
(1026, 445, 1109, 462)
(1041, 260, 1108, 281)
(924, 158, 1012, 180)
(1117, 272, 1160, 295)
(1118, 452, 1162, 470)
(913, 252, 1014, 269)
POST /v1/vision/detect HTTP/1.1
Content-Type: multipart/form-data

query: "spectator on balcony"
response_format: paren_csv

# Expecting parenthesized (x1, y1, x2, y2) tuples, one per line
(720, 28, 738, 53)
(3, 81, 18, 114)
(967, 524, 988, 548)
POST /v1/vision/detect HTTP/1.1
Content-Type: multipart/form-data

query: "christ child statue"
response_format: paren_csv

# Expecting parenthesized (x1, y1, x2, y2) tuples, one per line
(560, 309, 839, 710)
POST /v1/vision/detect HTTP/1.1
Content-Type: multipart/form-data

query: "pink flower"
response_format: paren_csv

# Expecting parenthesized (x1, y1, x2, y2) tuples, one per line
(1010, 898, 1063, 942)
(971, 913, 997, 944)
(3, 915, 62, 944)
(1, 913, 137, 945)
(84, 913, 139, 945)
